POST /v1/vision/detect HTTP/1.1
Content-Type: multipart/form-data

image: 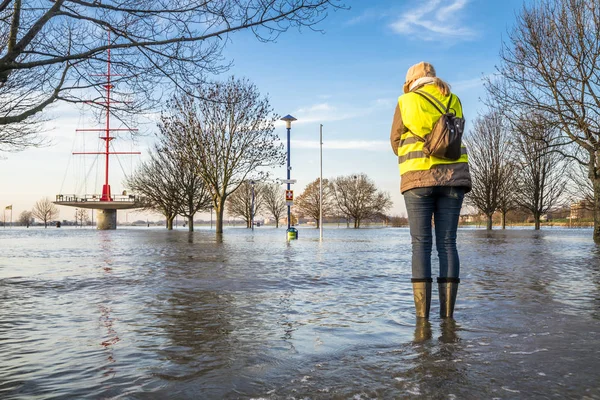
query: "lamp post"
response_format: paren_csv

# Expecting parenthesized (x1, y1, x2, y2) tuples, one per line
(281, 114, 297, 240)
(319, 124, 323, 241)
(250, 180, 255, 231)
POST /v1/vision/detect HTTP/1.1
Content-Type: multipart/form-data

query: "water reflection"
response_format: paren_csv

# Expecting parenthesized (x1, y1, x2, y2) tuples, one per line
(0, 228, 599, 399)
(413, 319, 432, 343)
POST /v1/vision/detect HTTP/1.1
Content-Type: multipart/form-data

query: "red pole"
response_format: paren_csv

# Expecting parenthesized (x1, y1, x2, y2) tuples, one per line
(102, 32, 112, 201)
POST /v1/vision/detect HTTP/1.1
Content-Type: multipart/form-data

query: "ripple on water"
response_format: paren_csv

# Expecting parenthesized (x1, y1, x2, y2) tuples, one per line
(0, 227, 599, 399)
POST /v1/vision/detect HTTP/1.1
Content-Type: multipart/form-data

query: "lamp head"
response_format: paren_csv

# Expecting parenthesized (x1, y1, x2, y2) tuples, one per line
(281, 115, 297, 129)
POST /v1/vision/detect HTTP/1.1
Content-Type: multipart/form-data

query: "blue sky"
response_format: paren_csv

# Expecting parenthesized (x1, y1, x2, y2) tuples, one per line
(0, 0, 527, 222)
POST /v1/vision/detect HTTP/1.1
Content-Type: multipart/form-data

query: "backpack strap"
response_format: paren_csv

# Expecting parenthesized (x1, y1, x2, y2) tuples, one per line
(414, 90, 453, 114)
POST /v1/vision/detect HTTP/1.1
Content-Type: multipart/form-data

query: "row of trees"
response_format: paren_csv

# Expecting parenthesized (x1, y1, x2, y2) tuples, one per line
(465, 113, 569, 230)
(11, 198, 61, 228)
(225, 174, 393, 229)
(127, 77, 284, 233)
(473, 0, 600, 242)
(295, 174, 392, 228)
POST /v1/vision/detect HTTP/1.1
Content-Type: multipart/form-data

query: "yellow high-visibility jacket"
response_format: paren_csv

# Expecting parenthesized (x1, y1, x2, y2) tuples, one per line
(390, 84, 471, 194)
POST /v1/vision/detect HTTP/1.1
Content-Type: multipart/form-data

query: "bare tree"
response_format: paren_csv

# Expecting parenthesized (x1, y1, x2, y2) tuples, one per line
(154, 118, 213, 232)
(464, 113, 514, 230)
(484, 0, 600, 242)
(497, 164, 519, 229)
(294, 178, 334, 228)
(566, 162, 594, 206)
(75, 208, 89, 227)
(261, 182, 286, 228)
(0, 0, 344, 151)
(17, 210, 32, 227)
(126, 145, 184, 230)
(161, 77, 285, 234)
(32, 197, 59, 228)
(513, 117, 567, 229)
(331, 173, 392, 228)
(226, 181, 263, 228)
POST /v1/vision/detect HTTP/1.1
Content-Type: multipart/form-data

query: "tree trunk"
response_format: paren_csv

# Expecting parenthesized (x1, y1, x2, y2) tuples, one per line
(594, 177, 600, 244)
(501, 211, 506, 230)
(534, 212, 541, 230)
(486, 214, 493, 230)
(188, 215, 194, 232)
(354, 218, 360, 229)
(166, 216, 174, 230)
(215, 202, 225, 234)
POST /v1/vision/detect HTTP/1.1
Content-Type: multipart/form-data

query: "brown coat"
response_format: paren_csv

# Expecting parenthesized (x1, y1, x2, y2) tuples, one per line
(390, 103, 472, 194)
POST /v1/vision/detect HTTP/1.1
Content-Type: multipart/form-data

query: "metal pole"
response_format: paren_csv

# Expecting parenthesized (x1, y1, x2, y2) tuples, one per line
(287, 126, 291, 230)
(319, 124, 323, 241)
(251, 181, 255, 231)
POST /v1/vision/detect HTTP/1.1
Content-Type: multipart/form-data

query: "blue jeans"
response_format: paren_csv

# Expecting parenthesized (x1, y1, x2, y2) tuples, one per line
(403, 186, 465, 280)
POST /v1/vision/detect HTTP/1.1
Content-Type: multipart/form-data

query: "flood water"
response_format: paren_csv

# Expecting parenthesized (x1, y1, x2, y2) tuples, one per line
(1, 226, 599, 399)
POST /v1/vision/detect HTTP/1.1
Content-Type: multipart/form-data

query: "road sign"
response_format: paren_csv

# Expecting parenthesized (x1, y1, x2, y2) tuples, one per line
(285, 190, 294, 201)
(280, 179, 297, 184)
(286, 200, 294, 206)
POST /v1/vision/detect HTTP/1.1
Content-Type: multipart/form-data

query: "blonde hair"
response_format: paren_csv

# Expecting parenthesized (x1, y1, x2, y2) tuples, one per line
(433, 77, 451, 96)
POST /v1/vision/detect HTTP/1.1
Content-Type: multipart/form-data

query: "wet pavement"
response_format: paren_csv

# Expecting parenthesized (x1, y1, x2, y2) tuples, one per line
(0, 227, 599, 399)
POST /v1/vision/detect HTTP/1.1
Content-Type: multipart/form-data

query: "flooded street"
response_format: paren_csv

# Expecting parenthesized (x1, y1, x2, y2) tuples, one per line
(1, 227, 599, 399)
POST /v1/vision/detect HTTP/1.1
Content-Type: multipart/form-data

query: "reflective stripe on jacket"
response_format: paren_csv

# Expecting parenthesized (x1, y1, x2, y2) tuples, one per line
(390, 84, 472, 194)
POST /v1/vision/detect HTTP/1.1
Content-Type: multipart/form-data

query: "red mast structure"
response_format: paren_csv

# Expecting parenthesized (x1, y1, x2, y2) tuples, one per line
(72, 32, 140, 201)
(55, 33, 143, 230)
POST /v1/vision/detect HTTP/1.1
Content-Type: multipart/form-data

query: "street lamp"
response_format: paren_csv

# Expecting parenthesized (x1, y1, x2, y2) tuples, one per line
(319, 124, 323, 241)
(250, 180, 255, 231)
(281, 114, 297, 240)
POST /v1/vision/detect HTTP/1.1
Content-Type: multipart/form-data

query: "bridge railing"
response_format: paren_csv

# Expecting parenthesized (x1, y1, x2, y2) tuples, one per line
(55, 194, 143, 203)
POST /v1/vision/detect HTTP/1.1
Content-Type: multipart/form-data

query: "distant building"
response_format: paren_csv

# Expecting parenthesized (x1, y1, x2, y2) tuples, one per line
(459, 214, 478, 223)
(570, 200, 593, 220)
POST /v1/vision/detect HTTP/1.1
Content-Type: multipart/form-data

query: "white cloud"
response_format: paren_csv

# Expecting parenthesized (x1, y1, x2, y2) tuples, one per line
(275, 102, 358, 127)
(390, 0, 477, 41)
(345, 8, 390, 26)
(275, 98, 396, 127)
(452, 77, 485, 92)
(292, 139, 389, 151)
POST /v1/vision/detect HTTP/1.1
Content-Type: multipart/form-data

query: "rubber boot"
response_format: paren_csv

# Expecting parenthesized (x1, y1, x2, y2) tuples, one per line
(438, 277, 460, 318)
(411, 278, 432, 319)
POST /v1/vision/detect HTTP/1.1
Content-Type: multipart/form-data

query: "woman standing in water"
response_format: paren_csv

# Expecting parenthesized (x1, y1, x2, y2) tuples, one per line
(390, 62, 471, 319)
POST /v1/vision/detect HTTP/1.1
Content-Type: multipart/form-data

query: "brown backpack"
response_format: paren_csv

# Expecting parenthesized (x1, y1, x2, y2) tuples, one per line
(413, 90, 465, 161)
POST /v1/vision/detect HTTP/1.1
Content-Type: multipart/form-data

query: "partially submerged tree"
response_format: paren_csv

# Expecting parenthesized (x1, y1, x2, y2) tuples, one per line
(497, 166, 519, 229)
(0, 0, 344, 151)
(262, 182, 286, 228)
(294, 178, 334, 228)
(464, 113, 515, 230)
(75, 208, 89, 227)
(513, 117, 567, 229)
(161, 77, 285, 234)
(154, 118, 213, 232)
(331, 173, 392, 228)
(485, 0, 600, 242)
(126, 145, 184, 230)
(226, 181, 263, 228)
(32, 197, 59, 228)
(17, 210, 32, 227)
